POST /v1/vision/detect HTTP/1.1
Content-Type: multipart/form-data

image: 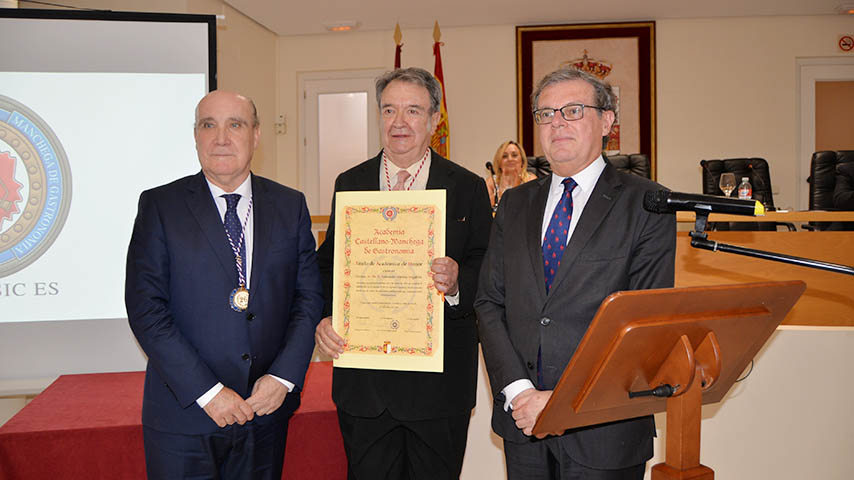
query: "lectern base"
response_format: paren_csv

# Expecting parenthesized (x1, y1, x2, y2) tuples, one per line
(651, 463, 714, 480)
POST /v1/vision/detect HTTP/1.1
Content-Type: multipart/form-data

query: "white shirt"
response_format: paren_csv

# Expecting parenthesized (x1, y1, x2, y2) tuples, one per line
(196, 174, 294, 408)
(379, 149, 431, 192)
(501, 155, 606, 412)
(379, 149, 460, 306)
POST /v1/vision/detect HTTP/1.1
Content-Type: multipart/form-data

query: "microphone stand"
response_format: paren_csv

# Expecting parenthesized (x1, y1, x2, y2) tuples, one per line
(689, 213, 854, 276)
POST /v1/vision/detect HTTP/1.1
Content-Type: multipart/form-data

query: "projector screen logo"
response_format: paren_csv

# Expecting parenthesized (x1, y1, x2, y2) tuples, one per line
(0, 95, 72, 278)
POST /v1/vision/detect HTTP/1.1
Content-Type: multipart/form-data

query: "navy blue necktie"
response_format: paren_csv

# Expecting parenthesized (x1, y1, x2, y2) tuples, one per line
(538, 177, 577, 389)
(222, 193, 246, 281)
(542, 177, 577, 292)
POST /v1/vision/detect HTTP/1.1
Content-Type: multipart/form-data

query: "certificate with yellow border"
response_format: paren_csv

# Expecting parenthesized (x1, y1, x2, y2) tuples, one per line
(332, 190, 445, 372)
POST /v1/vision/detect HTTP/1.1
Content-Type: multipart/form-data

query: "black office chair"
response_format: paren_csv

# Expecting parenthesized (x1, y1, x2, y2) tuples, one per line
(526, 156, 551, 178)
(605, 154, 651, 179)
(803, 150, 854, 231)
(527, 154, 651, 180)
(700, 158, 795, 231)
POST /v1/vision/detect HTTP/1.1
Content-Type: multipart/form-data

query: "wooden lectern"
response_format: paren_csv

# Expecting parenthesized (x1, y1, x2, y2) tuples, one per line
(532, 281, 806, 479)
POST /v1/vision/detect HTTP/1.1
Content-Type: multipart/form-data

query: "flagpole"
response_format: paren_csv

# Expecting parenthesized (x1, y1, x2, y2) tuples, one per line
(394, 23, 402, 69)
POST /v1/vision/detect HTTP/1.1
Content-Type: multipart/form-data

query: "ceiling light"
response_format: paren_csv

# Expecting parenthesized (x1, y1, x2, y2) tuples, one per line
(323, 21, 359, 32)
(836, 3, 854, 14)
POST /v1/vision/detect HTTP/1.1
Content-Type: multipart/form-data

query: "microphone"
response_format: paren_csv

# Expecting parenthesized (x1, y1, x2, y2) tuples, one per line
(628, 384, 678, 399)
(485, 162, 499, 212)
(643, 190, 765, 216)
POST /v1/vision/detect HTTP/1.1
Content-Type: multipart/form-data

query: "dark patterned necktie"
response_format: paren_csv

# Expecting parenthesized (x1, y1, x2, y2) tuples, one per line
(221, 193, 246, 280)
(537, 177, 576, 389)
(541, 177, 577, 292)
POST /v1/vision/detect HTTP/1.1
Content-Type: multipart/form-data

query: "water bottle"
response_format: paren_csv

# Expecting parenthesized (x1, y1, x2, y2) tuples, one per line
(737, 177, 752, 200)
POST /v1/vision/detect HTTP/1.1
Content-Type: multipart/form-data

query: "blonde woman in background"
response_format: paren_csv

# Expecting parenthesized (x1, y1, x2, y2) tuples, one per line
(485, 140, 537, 211)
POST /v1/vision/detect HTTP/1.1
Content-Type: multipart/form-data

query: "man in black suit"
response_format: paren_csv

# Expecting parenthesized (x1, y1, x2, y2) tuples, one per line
(475, 67, 676, 479)
(314, 67, 492, 479)
(126, 90, 323, 479)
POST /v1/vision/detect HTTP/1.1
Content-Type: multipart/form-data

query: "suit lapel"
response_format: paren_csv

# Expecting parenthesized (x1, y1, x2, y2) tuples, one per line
(526, 176, 551, 303)
(249, 174, 272, 301)
(425, 153, 456, 259)
(353, 152, 382, 191)
(547, 164, 621, 297)
(186, 172, 238, 284)
(425, 151, 455, 192)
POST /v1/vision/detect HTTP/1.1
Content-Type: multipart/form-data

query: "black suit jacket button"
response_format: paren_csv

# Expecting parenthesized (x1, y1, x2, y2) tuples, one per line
(540, 317, 551, 326)
(246, 312, 255, 322)
(241, 353, 250, 361)
(527, 361, 534, 370)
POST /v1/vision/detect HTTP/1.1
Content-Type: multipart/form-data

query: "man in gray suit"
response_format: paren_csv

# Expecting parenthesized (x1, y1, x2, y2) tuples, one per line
(475, 67, 676, 479)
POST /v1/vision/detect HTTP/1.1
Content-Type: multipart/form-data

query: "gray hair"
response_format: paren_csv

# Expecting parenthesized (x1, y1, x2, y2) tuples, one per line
(530, 66, 616, 115)
(247, 97, 259, 127)
(376, 67, 442, 114)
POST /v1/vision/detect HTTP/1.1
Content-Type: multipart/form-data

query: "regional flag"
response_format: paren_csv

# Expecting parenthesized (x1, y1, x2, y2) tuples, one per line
(430, 21, 449, 158)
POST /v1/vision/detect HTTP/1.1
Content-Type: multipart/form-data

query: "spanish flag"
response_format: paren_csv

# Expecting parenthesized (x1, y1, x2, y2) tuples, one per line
(430, 21, 450, 158)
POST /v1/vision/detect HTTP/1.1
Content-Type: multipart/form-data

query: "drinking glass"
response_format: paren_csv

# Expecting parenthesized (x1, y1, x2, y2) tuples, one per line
(719, 173, 736, 197)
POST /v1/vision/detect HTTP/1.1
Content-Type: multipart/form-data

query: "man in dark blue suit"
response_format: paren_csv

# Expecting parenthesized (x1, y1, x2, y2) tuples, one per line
(126, 90, 323, 479)
(476, 67, 675, 479)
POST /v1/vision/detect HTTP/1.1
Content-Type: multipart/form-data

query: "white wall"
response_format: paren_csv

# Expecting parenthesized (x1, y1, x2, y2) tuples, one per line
(276, 25, 516, 191)
(275, 15, 854, 211)
(656, 15, 854, 209)
(690, 327, 854, 479)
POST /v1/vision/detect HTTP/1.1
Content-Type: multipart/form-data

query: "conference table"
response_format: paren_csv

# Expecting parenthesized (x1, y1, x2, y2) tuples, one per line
(0, 361, 346, 479)
(673, 210, 854, 327)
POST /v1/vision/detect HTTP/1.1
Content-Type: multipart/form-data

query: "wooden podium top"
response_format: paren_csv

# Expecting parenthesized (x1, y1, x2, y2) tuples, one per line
(533, 281, 805, 436)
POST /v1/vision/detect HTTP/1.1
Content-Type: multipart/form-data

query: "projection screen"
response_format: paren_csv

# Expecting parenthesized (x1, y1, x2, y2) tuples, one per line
(0, 8, 216, 385)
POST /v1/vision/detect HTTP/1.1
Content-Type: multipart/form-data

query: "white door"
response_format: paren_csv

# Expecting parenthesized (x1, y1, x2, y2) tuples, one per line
(300, 70, 384, 215)
(796, 57, 854, 210)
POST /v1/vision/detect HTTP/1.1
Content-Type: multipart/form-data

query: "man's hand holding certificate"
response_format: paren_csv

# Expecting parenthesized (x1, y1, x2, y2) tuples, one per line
(315, 189, 447, 372)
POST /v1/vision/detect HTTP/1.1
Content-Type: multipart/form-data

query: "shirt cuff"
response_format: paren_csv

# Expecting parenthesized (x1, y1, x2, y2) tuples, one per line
(269, 374, 295, 392)
(196, 382, 224, 408)
(502, 379, 536, 412)
(444, 290, 460, 306)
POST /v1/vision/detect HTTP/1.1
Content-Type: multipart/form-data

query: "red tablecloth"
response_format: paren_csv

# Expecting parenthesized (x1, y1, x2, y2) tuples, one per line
(0, 362, 346, 479)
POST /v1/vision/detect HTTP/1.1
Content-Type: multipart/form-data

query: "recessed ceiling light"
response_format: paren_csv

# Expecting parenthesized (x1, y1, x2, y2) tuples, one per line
(323, 21, 359, 32)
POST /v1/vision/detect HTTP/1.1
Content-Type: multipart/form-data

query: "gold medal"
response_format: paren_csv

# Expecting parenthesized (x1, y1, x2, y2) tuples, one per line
(229, 286, 250, 312)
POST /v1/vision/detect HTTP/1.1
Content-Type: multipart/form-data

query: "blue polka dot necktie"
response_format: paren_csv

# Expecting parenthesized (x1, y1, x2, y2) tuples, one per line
(542, 177, 577, 292)
(221, 193, 246, 280)
(537, 178, 576, 389)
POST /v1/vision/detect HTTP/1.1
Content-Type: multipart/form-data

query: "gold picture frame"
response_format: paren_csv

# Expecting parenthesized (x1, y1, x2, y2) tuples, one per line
(517, 22, 657, 179)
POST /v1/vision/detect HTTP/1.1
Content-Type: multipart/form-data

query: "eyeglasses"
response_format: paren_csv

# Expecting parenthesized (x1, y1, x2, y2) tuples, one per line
(533, 103, 604, 125)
